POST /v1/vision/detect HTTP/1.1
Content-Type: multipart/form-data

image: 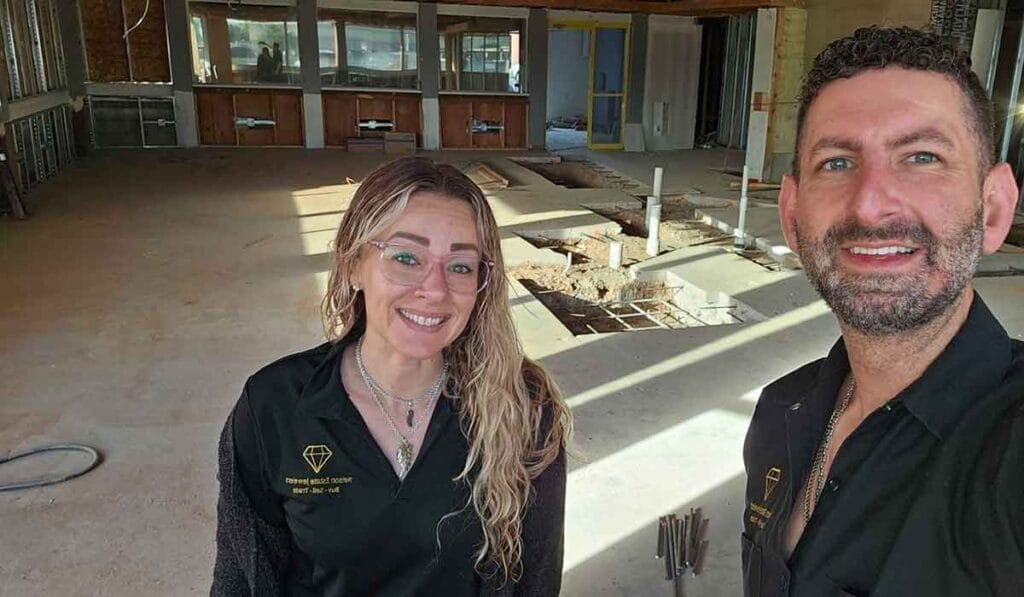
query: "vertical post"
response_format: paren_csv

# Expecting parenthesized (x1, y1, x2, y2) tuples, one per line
(652, 166, 664, 201)
(609, 240, 623, 269)
(646, 198, 661, 257)
(419, 3, 441, 150)
(526, 7, 547, 149)
(297, 0, 323, 148)
(734, 164, 750, 249)
(56, 0, 90, 155)
(164, 0, 198, 147)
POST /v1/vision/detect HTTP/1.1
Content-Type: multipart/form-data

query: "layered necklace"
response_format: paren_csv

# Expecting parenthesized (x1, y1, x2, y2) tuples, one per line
(354, 337, 448, 479)
(802, 377, 856, 523)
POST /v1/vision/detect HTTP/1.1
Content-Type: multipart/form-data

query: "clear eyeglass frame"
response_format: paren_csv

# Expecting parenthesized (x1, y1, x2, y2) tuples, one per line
(367, 240, 495, 295)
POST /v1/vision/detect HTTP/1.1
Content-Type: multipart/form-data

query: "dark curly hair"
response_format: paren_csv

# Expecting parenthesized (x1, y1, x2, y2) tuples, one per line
(794, 26, 993, 178)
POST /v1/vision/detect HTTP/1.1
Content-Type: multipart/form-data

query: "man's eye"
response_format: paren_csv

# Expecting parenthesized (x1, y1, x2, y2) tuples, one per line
(821, 157, 851, 171)
(909, 152, 938, 164)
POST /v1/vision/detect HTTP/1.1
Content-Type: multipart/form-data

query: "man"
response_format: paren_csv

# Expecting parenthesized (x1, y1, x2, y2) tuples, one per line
(742, 27, 1024, 596)
(256, 46, 275, 81)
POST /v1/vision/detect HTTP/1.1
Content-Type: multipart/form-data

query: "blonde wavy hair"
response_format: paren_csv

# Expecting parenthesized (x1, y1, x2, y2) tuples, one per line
(322, 156, 572, 582)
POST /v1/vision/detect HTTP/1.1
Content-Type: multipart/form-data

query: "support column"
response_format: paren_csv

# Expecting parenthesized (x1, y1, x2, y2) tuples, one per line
(298, 0, 323, 148)
(526, 7, 547, 150)
(165, 0, 199, 147)
(626, 14, 647, 127)
(56, 0, 90, 155)
(419, 3, 441, 150)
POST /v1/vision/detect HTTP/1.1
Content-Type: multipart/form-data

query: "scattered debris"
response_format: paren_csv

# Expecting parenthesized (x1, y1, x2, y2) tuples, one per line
(463, 162, 509, 191)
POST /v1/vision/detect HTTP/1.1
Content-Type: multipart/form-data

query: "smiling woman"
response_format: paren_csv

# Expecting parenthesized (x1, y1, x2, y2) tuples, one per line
(212, 157, 571, 596)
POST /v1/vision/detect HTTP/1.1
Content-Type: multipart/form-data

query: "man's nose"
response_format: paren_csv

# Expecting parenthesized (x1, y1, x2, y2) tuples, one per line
(848, 161, 905, 227)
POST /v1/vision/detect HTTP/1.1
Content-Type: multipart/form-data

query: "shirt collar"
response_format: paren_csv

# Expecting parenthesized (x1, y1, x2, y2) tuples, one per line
(898, 293, 1012, 439)
(787, 292, 1012, 440)
(296, 334, 360, 421)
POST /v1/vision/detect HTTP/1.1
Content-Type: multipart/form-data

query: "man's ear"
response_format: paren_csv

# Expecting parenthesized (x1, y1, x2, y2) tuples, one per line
(980, 162, 1019, 255)
(779, 173, 800, 252)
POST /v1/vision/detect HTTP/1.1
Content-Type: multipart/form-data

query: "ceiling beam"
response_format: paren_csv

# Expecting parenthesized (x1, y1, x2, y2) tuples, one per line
(426, 0, 802, 16)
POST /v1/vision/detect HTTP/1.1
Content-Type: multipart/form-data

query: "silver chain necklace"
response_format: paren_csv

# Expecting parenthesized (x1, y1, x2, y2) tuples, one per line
(354, 337, 447, 479)
(802, 378, 856, 523)
(355, 336, 449, 428)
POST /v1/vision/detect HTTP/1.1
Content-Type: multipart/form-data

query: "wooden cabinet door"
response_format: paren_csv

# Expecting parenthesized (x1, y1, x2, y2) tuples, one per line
(471, 101, 504, 149)
(235, 93, 275, 146)
(440, 98, 472, 148)
(394, 95, 420, 135)
(323, 93, 357, 146)
(358, 96, 393, 122)
(273, 93, 304, 146)
(196, 90, 236, 146)
(504, 101, 527, 148)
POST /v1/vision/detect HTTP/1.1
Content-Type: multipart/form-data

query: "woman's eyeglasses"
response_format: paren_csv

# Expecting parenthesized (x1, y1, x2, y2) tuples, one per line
(367, 241, 495, 295)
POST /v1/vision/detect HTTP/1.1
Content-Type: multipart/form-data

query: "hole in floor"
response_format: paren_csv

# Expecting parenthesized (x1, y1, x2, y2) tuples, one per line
(515, 160, 638, 190)
(518, 277, 756, 335)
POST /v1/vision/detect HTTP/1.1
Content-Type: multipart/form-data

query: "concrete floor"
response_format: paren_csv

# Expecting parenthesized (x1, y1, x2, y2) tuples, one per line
(2, 148, 1023, 596)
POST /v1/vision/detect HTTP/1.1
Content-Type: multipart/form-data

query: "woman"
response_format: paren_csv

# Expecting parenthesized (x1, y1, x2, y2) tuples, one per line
(212, 157, 571, 596)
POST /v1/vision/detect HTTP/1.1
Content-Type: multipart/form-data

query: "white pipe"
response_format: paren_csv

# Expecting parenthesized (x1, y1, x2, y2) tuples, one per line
(646, 203, 662, 257)
(608, 241, 623, 269)
(653, 167, 664, 202)
(734, 164, 749, 249)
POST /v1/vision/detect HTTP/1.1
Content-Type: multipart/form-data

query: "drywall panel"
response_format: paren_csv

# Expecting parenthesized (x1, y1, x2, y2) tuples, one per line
(546, 29, 589, 121)
(642, 16, 701, 151)
(745, 9, 775, 181)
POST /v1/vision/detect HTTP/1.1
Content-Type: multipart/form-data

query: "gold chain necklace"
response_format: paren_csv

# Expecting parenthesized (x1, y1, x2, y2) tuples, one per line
(802, 378, 855, 523)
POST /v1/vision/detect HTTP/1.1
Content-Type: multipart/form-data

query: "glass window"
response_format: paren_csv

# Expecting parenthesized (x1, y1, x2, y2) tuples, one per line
(188, 2, 301, 86)
(438, 15, 523, 93)
(317, 9, 418, 89)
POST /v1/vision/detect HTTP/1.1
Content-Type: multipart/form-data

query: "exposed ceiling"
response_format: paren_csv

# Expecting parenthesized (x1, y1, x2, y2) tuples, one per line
(425, 0, 802, 17)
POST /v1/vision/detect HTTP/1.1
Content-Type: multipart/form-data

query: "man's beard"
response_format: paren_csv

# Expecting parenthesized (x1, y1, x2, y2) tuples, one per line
(795, 205, 984, 336)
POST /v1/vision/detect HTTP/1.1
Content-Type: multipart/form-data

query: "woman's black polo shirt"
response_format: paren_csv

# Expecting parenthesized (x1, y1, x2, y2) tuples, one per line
(232, 336, 488, 596)
(741, 294, 1024, 596)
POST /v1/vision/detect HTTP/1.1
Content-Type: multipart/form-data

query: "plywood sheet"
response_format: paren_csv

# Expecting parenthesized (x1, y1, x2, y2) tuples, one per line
(81, 0, 130, 82)
(440, 98, 472, 149)
(124, 0, 170, 81)
(196, 90, 235, 145)
(273, 93, 304, 146)
(323, 93, 357, 146)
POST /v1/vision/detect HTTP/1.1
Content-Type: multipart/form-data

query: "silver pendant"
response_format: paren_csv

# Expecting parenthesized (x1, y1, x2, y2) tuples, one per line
(406, 405, 415, 428)
(396, 439, 413, 478)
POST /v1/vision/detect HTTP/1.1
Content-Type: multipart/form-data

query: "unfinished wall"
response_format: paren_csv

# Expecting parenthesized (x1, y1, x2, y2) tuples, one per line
(804, 0, 932, 67)
(81, 0, 170, 82)
(546, 29, 589, 121)
(765, 7, 806, 180)
(642, 16, 700, 151)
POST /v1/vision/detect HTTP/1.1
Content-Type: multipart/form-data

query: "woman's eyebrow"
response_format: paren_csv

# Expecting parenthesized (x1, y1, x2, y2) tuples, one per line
(387, 232, 430, 245)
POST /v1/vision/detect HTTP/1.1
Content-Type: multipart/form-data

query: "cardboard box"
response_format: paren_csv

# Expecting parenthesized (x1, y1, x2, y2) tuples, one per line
(347, 138, 384, 153)
(384, 132, 417, 154)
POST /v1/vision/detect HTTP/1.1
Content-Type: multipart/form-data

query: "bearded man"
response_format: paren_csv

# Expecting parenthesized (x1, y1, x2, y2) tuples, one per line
(742, 27, 1024, 597)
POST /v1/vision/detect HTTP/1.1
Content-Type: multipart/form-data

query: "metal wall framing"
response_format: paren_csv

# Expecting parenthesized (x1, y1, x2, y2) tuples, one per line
(716, 13, 754, 150)
(9, 103, 74, 188)
(0, 0, 67, 100)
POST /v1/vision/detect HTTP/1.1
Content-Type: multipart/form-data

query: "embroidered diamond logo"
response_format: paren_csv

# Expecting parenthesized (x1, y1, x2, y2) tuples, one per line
(302, 444, 332, 474)
(764, 467, 782, 501)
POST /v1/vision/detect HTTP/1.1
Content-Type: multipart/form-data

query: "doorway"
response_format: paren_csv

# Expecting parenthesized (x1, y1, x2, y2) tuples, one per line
(546, 21, 629, 150)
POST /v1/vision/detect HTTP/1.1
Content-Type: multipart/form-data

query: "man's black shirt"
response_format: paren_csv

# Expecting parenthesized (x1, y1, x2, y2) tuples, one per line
(742, 294, 1024, 596)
